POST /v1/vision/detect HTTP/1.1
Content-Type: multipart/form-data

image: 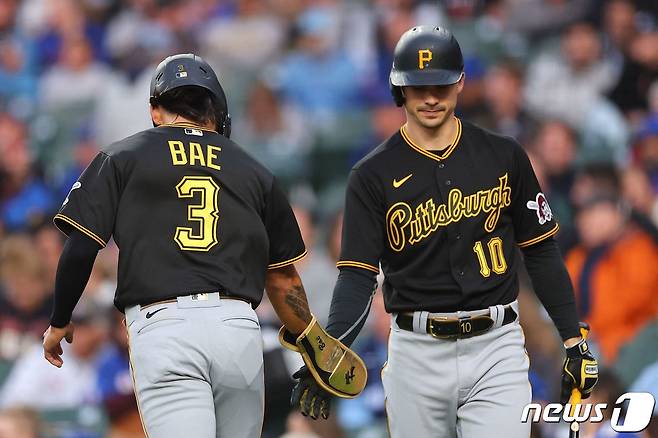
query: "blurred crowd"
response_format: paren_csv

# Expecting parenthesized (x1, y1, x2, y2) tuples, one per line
(0, 0, 658, 437)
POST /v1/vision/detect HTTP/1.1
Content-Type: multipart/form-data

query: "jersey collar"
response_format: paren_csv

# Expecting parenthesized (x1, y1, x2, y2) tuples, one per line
(158, 122, 218, 134)
(400, 117, 462, 162)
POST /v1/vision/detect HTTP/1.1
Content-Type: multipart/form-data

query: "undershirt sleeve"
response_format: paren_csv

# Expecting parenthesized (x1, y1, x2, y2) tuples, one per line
(50, 230, 100, 328)
(521, 237, 580, 341)
(326, 267, 378, 347)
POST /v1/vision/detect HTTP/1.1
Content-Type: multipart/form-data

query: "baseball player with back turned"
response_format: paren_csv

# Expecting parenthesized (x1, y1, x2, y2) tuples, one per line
(289, 27, 600, 437)
(41, 54, 367, 438)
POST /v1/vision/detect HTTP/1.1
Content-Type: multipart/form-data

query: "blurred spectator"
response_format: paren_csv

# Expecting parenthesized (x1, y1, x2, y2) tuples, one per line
(603, 0, 658, 120)
(0, 113, 54, 232)
(201, 0, 286, 110)
(104, 0, 172, 78)
(633, 116, 658, 190)
(566, 193, 658, 363)
(96, 0, 182, 145)
(0, 0, 38, 117)
(524, 22, 618, 127)
(270, 7, 362, 125)
(40, 35, 115, 110)
(531, 121, 576, 200)
(0, 297, 110, 409)
(49, 122, 100, 201)
(34, 0, 107, 68)
(455, 56, 487, 119)
(570, 163, 621, 207)
(451, 0, 527, 65)
(0, 407, 40, 438)
(622, 166, 658, 227)
(366, 7, 415, 102)
(0, 234, 52, 362)
(529, 121, 577, 248)
(505, 0, 594, 39)
(32, 223, 64, 285)
(350, 100, 407, 165)
(477, 60, 538, 144)
(233, 81, 311, 187)
(93, 63, 155, 147)
(608, 28, 658, 119)
(97, 311, 142, 437)
(615, 321, 658, 389)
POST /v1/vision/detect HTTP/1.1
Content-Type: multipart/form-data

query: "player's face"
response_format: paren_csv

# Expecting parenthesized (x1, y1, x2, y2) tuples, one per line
(403, 78, 464, 129)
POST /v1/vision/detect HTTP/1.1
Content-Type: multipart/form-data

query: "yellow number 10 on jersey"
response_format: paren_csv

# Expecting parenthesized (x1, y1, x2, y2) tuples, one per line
(174, 176, 220, 251)
(473, 237, 507, 277)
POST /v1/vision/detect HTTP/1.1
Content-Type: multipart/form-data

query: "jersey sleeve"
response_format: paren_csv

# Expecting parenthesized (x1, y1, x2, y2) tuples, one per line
(336, 169, 383, 274)
(264, 178, 306, 269)
(53, 152, 121, 248)
(511, 144, 560, 247)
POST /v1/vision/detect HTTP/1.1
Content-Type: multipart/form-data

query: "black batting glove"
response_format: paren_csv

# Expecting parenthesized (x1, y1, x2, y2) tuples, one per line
(560, 338, 599, 404)
(290, 366, 332, 420)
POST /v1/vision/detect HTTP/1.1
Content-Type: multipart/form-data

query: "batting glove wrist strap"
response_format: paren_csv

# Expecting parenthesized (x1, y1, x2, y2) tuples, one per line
(560, 339, 599, 404)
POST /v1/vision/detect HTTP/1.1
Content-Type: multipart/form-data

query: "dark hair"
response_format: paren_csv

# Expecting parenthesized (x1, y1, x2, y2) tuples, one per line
(155, 86, 217, 128)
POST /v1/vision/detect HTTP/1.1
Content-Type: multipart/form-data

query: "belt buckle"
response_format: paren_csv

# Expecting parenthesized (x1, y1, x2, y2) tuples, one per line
(428, 316, 454, 339)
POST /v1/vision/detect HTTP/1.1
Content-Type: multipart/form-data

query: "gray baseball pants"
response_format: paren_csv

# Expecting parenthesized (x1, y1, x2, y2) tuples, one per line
(125, 293, 264, 438)
(382, 301, 532, 438)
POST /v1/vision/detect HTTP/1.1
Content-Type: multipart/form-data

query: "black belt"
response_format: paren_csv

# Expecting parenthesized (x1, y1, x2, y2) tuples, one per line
(396, 306, 517, 339)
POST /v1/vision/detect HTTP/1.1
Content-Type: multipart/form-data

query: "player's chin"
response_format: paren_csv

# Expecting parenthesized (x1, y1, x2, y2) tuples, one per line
(416, 111, 447, 128)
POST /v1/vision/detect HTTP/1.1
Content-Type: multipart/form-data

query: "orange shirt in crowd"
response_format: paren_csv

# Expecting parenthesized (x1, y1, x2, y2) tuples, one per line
(565, 229, 658, 363)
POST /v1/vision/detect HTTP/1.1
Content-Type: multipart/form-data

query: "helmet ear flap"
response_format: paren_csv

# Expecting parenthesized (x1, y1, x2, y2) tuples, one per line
(390, 82, 404, 107)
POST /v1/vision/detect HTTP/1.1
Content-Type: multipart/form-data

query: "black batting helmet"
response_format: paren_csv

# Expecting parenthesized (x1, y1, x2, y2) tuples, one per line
(389, 26, 464, 107)
(150, 53, 231, 138)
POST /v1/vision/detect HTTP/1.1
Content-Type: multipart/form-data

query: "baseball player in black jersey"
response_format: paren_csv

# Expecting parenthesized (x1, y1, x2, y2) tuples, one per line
(42, 54, 367, 438)
(290, 26, 599, 436)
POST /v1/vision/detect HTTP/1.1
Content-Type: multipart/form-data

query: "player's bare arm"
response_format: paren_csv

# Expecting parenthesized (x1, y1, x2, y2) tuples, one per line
(268, 264, 368, 419)
(264, 264, 312, 334)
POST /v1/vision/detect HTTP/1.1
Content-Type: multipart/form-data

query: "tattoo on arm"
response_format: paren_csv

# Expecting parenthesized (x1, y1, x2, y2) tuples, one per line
(285, 284, 312, 323)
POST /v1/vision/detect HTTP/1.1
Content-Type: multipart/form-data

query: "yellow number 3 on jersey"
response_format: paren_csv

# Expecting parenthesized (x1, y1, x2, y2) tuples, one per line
(174, 176, 220, 251)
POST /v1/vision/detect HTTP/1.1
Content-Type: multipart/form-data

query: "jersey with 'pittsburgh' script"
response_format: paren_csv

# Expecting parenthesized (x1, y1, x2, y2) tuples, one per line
(54, 123, 306, 311)
(338, 118, 559, 312)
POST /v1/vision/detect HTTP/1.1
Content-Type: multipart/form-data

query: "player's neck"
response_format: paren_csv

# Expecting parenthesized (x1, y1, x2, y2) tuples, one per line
(404, 115, 458, 151)
(162, 115, 213, 130)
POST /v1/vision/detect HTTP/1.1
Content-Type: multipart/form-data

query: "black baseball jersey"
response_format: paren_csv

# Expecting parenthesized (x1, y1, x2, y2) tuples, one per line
(337, 117, 559, 312)
(54, 123, 306, 311)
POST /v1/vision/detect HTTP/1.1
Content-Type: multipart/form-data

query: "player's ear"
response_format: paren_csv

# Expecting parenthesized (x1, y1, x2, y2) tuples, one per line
(456, 73, 465, 94)
(150, 104, 163, 127)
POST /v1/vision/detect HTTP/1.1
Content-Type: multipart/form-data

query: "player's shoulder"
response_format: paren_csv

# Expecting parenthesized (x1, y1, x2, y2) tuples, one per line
(352, 129, 407, 174)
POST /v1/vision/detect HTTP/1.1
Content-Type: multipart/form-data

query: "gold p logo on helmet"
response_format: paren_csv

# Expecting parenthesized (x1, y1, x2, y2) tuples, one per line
(418, 49, 433, 69)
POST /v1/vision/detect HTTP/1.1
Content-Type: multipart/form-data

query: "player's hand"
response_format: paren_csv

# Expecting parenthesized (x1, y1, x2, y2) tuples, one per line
(43, 323, 75, 368)
(291, 366, 332, 420)
(560, 337, 598, 404)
